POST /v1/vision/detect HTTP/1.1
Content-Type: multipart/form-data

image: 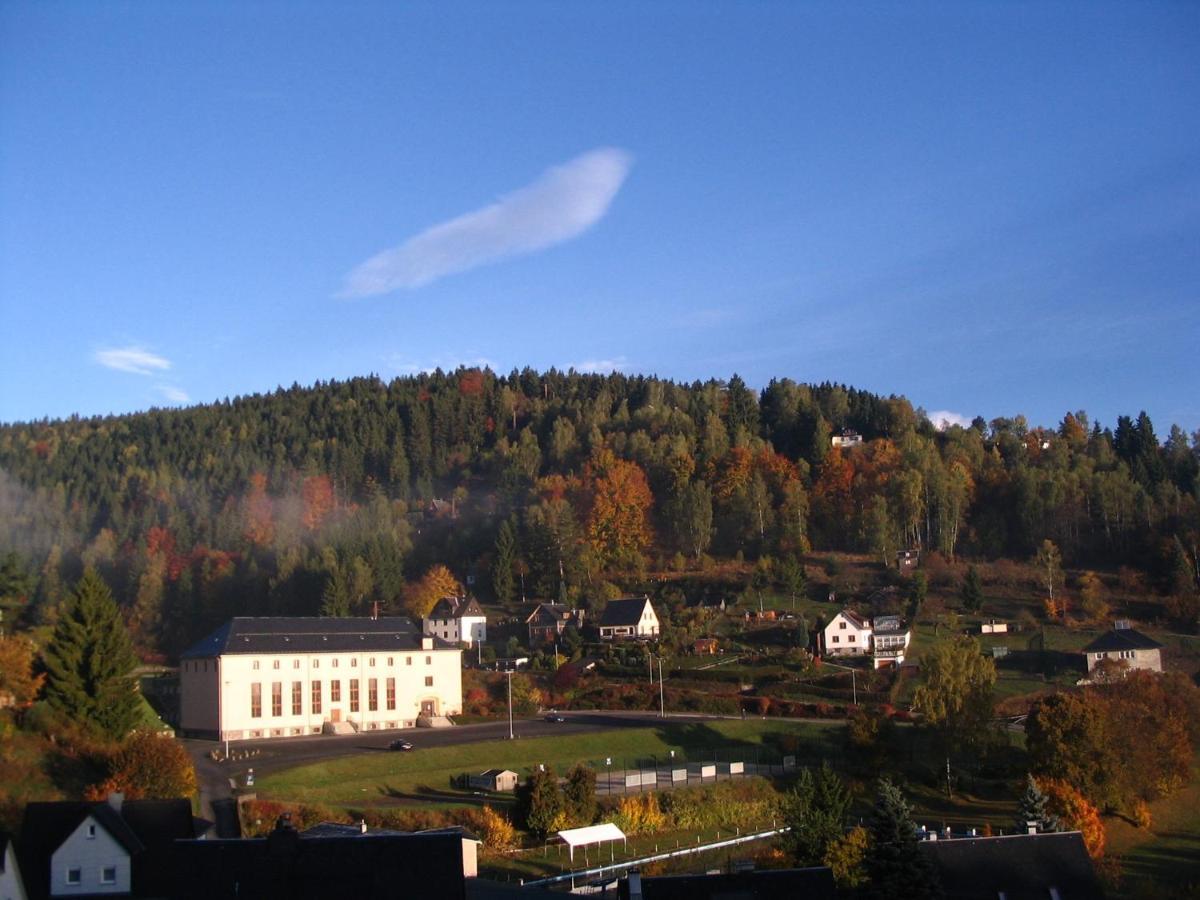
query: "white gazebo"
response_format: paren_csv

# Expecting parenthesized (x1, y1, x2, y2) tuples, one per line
(555, 822, 627, 862)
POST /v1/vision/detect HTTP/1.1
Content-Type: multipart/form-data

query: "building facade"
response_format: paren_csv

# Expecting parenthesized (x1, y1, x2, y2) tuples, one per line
(180, 618, 462, 742)
(422, 597, 487, 647)
(525, 604, 584, 646)
(822, 609, 872, 658)
(597, 596, 660, 641)
(1082, 625, 1164, 674)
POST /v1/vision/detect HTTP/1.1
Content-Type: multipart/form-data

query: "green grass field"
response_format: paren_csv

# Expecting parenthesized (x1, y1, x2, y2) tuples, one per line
(255, 719, 845, 809)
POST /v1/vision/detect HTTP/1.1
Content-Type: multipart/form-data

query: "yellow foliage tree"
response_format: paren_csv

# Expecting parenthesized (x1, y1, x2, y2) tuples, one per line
(823, 825, 870, 888)
(0, 634, 44, 707)
(614, 791, 667, 835)
(402, 565, 463, 618)
(1039, 778, 1105, 859)
(466, 805, 517, 853)
(584, 449, 654, 571)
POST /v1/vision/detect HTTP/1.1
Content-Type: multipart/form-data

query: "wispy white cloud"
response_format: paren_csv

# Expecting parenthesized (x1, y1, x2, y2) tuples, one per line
(384, 354, 495, 376)
(927, 409, 974, 430)
(568, 357, 629, 374)
(94, 346, 171, 376)
(340, 147, 633, 297)
(156, 385, 190, 404)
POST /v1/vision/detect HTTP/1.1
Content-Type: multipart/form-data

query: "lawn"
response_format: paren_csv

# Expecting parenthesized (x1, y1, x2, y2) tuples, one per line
(255, 719, 846, 809)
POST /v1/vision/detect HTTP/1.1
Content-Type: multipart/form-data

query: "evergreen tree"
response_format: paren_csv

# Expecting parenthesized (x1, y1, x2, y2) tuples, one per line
(1015, 774, 1060, 834)
(492, 520, 517, 605)
(865, 778, 940, 899)
(960, 565, 983, 613)
(516, 766, 564, 836)
(783, 763, 851, 866)
(563, 763, 597, 826)
(778, 555, 807, 609)
(43, 570, 141, 740)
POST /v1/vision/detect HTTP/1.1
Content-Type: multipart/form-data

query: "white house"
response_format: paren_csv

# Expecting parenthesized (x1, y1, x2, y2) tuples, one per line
(831, 430, 863, 449)
(423, 596, 487, 647)
(597, 596, 660, 641)
(0, 833, 27, 900)
(1082, 624, 1164, 674)
(870, 615, 912, 669)
(822, 609, 872, 658)
(180, 617, 462, 742)
(822, 610, 912, 668)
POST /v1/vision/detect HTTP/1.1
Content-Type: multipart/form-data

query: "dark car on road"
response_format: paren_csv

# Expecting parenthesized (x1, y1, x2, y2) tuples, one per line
(544, 713, 565, 723)
(388, 739, 414, 751)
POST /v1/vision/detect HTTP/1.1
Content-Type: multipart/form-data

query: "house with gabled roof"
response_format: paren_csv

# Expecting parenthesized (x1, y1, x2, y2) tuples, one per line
(821, 609, 872, 658)
(180, 617, 462, 742)
(1082, 622, 1164, 674)
(597, 596, 660, 641)
(0, 831, 27, 900)
(525, 604, 583, 646)
(17, 795, 194, 900)
(423, 596, 487, 647)
(919, 830, 1103, 900)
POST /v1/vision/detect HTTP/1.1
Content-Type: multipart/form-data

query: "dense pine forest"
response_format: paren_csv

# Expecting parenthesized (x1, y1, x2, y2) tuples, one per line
(1, 368, 1197, 659)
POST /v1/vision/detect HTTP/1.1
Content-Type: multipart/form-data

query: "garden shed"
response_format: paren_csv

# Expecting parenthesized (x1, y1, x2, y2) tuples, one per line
(467, 769, 519, 792)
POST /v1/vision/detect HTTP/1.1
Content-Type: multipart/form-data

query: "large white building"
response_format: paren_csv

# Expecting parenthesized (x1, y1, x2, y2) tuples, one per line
(423, 597, 487, 647)
(180, 617, 462, 742)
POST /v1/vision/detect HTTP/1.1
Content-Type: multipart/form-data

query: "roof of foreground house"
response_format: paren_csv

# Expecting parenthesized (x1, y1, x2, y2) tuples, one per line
(182, 617, 455, 658)
(599, 597, 653, 628)
(831, 608, 870, 630)
(1082, 627, 1163, 653)
(919, 831, 1104, 900)
(429, 597, 485, 620)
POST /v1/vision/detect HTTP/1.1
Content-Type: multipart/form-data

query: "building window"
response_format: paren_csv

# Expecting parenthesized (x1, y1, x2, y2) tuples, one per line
(369, 657, 376, 667)
(253, 660, 260, 670)
(331, 680, 341, 703)
(272, 682, 282, 717)
(100, 866, 117, 884)
(294, 659, 301, 669)
(292, 681, 302, 715)
(425, 655, 432, 665)
(839, 622, 847, 629)
(312, 680, 322, 715)
(66, 868, 81, 885)
(251, 683, 262, 718)
(369, 678, 378, 711)
(386, 677, 396, 710)
(313, 659, 320, 668)
(273, 660, 280, 669)
(387, 657, 394, 666)
(832, 636, 840, 644)
(406, 656, 412, 666)
(332, 658, 339, 668)
(425, 676, 433, 687)
(351, 658, 358, 667)
(87, 823, 96, 839)
(350, 679, 360, 712)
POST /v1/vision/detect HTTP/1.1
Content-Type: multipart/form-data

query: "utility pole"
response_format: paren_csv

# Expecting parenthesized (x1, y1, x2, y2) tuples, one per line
(506, 670, 514, 740)
(658, 657, 665, 718)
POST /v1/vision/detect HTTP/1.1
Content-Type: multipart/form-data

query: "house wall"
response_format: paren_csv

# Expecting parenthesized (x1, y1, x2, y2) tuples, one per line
(182, 647, 462, 741)
(179, 657, 221, 737)
(1086, 647, 1162, 673)
(424, 617, 461, 643)
(460, 616, 487, 645)
(50, 818, 129, 896)
(823, 614, 870, 657)
(0, 842, 27, 900)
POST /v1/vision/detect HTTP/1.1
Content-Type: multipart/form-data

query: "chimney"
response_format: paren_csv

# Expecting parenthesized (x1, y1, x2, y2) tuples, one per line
(107, 792, 124, 813)
(268, 813, 300, 859)
(421, 636, 434, 650)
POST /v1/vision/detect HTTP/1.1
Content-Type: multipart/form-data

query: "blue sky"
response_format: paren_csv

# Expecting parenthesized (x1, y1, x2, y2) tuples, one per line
(2, 1, 1198, 434)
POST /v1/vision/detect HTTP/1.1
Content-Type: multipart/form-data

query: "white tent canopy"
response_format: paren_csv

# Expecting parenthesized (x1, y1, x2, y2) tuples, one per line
(555, 822, 627, 860)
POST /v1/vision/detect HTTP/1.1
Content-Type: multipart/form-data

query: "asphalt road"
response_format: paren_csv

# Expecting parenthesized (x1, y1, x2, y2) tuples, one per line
(184, 710, 699, 835)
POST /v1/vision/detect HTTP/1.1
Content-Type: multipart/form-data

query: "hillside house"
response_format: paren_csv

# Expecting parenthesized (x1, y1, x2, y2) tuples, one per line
(597, 597, 660, 641)
(896, 549, 920, 569)
(525, 603, 584, 646)
(1082, 623, 1163, 674)
(423, 597, 487, 647)
(18, 796, 194, 900)
(831, 429, 863, 449)
(822, 609, 872, 658)
(870, 615, 912, 668)
(693, 638, 719, 655)
(180, 617, 462, 742)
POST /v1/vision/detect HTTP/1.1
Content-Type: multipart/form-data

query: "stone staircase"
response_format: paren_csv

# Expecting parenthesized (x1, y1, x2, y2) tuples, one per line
(416, 715, 455, 728)
(322, 720, 358, 736)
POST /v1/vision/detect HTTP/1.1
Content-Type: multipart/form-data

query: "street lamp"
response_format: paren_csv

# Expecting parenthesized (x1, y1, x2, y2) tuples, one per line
(506, 670, 514, 740)
(658, 657, 665, 718)
(822, 659, 858, 705)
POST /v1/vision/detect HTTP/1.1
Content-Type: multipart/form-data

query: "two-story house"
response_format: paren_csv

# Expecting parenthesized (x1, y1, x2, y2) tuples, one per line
(597, 596, 660, 641)
(870, 615, 912, 668)
(822, 609, 872, 658)
(525, 604, 584, 646)
(422, 597, 487, 647)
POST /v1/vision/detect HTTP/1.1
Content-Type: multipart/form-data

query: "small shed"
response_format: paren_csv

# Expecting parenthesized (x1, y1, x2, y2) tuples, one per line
(468, 769, 519, 792)
(693, 638, 719, 655)
(555, 822, 627, 862)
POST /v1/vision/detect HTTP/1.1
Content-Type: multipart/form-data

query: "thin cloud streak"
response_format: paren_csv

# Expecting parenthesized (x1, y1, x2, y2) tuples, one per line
(927, 409, 974, 430)
(156, 385, 190, 404)
(569, 357, 629, 374)
(340, 147, 633, 296)
(94, 346, 171, 375)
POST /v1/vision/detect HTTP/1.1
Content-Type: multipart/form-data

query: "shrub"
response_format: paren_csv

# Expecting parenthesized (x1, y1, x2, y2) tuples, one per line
(466, 805, 517, 853)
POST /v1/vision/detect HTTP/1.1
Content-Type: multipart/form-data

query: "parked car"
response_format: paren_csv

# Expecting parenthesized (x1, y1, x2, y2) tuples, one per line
(544, 713, 565, 723)
(388, 739, 414, 751)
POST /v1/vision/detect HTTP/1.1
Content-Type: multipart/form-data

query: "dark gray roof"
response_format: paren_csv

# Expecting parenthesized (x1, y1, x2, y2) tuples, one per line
(526, 603, 571, 625)
(181, 617, 455, 658)
(599, 597, 652, 627)
(919, 831, 1104, 900)
(0, 832, 10, 872)
(619, 867, 835, 899)
(1083, 627, 1163, 653)
(429, 597, 485, 620)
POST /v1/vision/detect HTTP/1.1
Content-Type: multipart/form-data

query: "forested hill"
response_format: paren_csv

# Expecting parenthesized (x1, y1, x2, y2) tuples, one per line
(0, 368, 1197, 659)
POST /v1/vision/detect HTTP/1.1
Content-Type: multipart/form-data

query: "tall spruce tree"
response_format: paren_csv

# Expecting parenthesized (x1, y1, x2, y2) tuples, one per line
(492, 520, 517, 604)
(866, 778, 940, 899)
(1015, 774, 1060, 834)
(43, 570, 141, 739)
(960, 565, 983, 613)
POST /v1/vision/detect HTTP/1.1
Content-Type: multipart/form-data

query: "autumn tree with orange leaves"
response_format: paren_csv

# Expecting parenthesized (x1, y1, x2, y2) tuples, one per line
(583, 448, 653, 571)
(402, 564, 463, 618)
